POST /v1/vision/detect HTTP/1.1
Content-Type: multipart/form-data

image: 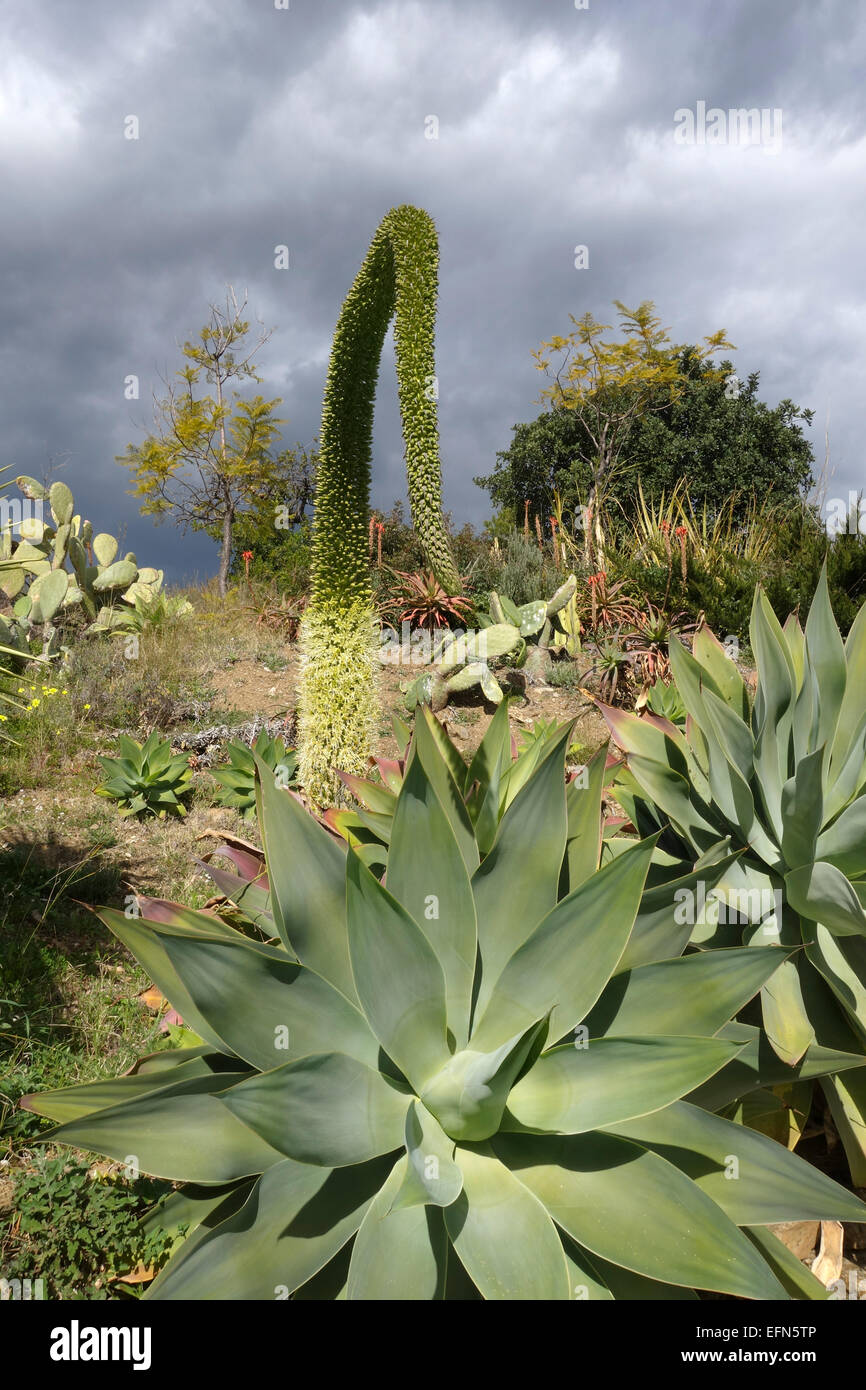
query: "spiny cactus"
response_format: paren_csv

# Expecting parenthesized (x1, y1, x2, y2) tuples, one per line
(299, 206, 458, 805)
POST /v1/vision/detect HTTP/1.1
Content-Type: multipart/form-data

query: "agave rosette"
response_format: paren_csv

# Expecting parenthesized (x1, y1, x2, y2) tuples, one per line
(601, 569, 866, 1177)
(22, 715, 866, 1300)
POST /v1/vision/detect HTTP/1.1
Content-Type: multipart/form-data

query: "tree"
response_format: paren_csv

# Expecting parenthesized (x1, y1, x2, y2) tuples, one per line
(477, 338, 814, 535)
(492, 302, 733, 559)
(117, 289, 284, 597)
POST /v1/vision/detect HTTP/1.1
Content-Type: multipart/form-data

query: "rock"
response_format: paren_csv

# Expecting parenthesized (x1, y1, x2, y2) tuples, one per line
(767, 1220, 819, 1261)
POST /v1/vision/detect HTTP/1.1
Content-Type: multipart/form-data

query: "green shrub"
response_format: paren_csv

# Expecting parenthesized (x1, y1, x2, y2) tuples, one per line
(1, 1155, 173, 1299)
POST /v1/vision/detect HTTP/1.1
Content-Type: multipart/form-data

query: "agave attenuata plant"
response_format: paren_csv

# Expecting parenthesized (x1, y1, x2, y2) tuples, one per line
(22, 714, 866, 1299)
(602, 569, 866, 1180)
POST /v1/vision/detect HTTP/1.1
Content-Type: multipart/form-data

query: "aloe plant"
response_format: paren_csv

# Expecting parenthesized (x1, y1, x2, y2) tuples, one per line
(601, 569, 866, 1179)
(23, 717, 866, 1299)
(210, 730, 298, 820)
(94, 731, 193, 818)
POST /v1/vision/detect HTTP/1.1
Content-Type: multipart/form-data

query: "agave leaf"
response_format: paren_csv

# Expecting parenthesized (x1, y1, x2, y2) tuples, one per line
(147, 1156, 393, 1300)
(563, 746, 606, 891)
(335, 769, 396, 814)
(19, 1055, 226, 1122)
(779, 748, 826, 870)
(98, 909, 246, 1058)
(760, 957, 816, 1064)
(151, 932, 379, 1072)
(821, 1070, 866, 1185)
(494, 1130, 784, 1299)
(195, 860, 275, 934)
(692, 625, 750, 720)
(750, 590, 797, 842)
(222, 1052, 411, 1167)
(805, 927, 866, 1043)
(471, 836, 656, 1052)
(786, 861, 866, 937)
(584, 947, 786, 1039)
(445, 1146, 572, 1300)
(386, 754, 477, 1049)
(421, 1019, 548, 1143)
(804, 565, 847, 753)
(409, 709, 477, 864)
(815, 796, 866, 878)
(471, 725, 571, 1024)
(571, 1238, 698, 1300)
(388, 1101, 463, 1211)
(618, 852, 741, 971)
(627, 754, 736, 859)
(464, 697, 512, 854)
(832, 601, 866, 770)
(141, 1181, 253, 1247)
(743, 1227, 829, 1301)
(254, 751, 355, 1001)
(606, 1100, 866, 1224)
(505, 1036, 744, 1135)
(348, 1161, 449, 1299)
(50, 1073, 285, 1182)
(346, 851, 450, 1089)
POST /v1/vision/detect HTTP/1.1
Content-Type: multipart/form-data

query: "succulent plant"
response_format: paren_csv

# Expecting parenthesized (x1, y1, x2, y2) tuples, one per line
(211, 730, 299, 820)
(0, 476, 164, 644)
(601, 569, 866, 1180)
(402, 622, 520, 713)
(22, 718, 866, 1299)
(489, 574, 578, 684)
(94, 730, 193, 819)
(299, 205, 459, 806)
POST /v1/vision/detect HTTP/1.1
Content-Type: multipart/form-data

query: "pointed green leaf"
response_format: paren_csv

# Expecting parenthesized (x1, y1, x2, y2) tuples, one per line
(389, 1101, 463, 1210)
(50, 1073, 285, 1182)
(254, 751, 355, 1001)
(348, 1160, 448, 1299)
(445, 1147, 571, 1300)
(495, 1130, 784, 1299)
(222, 1052, 411, 1167)
(472, 836, 656, 1052)
(606, 1100, 866, 1224)
(584, 947, 785, 1039)
(147, 1156, 392, 1300)
(471, 726, 571, 1023)
(346, 850, 450, 1089)
(505, 1036, 743, 1134)
(385, 754, 477, 1049)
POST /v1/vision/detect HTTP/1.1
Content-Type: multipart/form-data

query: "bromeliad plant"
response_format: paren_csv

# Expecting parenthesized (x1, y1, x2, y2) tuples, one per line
(94, 731, 193, 819)
(378, 568, 475, 632)
(210, 730, 299, 821)
(22, 717, 866, 1299)
(602, 569, 866, 1179)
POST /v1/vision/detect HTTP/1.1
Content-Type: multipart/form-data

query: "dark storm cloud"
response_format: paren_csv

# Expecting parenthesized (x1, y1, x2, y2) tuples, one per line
(1, 0, 863, 579)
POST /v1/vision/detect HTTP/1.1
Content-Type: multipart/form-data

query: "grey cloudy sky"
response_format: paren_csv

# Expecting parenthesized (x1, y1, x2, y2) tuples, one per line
(1, 0, 864, 580)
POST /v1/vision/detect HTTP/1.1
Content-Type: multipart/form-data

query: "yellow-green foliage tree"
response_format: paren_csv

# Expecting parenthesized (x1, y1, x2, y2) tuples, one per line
(117, 289, 284, 598)
(299, 206, 459, 806)
(533, 301, 734, 559)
